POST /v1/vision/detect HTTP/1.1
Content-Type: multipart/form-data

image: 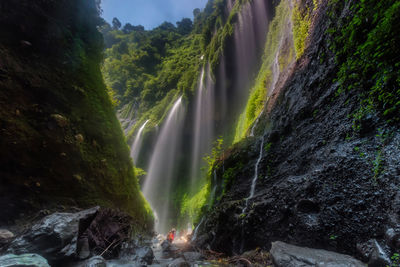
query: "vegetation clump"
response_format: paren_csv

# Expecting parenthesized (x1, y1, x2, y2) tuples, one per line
(330, 0, 400, 124)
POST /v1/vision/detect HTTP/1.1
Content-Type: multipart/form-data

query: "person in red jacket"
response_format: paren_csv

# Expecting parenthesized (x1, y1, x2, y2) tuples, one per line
(167, 228, 176, 243)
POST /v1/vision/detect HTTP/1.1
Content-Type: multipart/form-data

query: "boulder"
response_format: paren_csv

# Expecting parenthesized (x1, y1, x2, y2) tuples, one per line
(80, 256, 106, 267)
(161, 240, 171, 251)
(0, 253, 50, 267)
(168, 257, 190, 267)
(8, 206, 99, 264)
(270, 241, 366, 267)
(119, 240, 154, 265)
(0, 229, 14, 245)
(51, 114, 69, 127)
(183, 251, 203, 262)
(136, 246, 154, 264)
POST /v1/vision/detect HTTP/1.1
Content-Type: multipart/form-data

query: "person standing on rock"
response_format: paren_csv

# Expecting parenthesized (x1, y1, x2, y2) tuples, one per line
(167, 228, 176, 243)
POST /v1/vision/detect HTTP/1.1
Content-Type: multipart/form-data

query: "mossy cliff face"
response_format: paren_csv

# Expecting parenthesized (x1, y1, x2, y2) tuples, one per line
(0, 0, 152, 229)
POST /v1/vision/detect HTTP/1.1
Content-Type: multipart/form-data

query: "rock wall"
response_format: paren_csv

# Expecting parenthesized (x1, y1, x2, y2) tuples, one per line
(196, 0, 400, 261)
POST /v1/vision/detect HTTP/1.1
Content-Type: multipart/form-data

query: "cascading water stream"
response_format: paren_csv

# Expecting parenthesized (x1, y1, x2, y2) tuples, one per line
(240, 136, 264, 253)
(190, 66, 215, 193)
(143, 97, 185, 233)
(242, 137, 264, 214)
(191, 216, 205, 242)
(130, 119, 149, 164)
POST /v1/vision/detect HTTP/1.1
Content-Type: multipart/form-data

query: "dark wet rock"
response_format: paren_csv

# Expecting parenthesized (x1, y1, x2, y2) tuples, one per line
(270, 241, 366, 267)
(183, 251, 203, 262)
(385, 228, 400, 250)
(0, 253, 50, 267)
(192, 233, 211, 248)
(368, 240, 391, 267)
(136, 246, 154, 264)
(81, 208, 133, 259)
(161, 240, 171, 251)
(78, 255, 106, 267)
(195, 0, 400, 259)
(77, 237, 91, 260)
(167, 257, 190, 267)
(8, 206, 99, 264)
(119, 240, 154, 265)
(356, 240, 375, 262)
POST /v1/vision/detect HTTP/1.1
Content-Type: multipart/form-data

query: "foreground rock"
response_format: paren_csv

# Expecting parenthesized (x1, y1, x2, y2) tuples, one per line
(183, 251, 203, 262)
(270, 241, 366, 267)
(0, 253, 50, 267)
(167, 257, 190, 267)
(0, 229, 14, 245)
(7, 207, 146, 266)
(8, 207, 99, 264)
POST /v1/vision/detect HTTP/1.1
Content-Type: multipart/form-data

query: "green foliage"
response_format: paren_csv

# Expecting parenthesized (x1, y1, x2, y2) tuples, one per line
(292, 3, 311, 59)
(134, 167, 147, 177)
(180, 138, 223, 225)
(101, 20, 204, 140)
(389, 253, 400, 267)
(264, 142, 272, 153)
(180, 183, 210, 225)
(330, 0, 400, 123)
(329, 234, 338, 240)
(372, 149, 383, 180)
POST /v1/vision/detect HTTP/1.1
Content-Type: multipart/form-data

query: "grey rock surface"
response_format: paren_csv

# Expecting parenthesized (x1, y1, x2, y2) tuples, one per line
(0, 253, 50, 267)
(270, 241, 366, 267)
(183, 251, 203, 262)
(167, 257, 190, 267)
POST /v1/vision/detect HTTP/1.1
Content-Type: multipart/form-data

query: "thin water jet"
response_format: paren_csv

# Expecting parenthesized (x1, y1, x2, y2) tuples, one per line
(130, 119, 149, 164)
(191, 216, 205, 242)
(242, 137, 264, 214)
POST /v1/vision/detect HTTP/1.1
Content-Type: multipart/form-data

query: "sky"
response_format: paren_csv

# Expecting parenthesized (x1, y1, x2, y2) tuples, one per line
(101, 0, 208, 30)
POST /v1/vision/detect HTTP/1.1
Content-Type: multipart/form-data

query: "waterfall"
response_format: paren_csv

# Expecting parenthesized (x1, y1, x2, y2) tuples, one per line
(233, 0, 269, 108)
(234, 2, 256, 97)
(250, 0, 295, 136)
(190, 66, 215, 192)
(143, 97, 185, 234)
(227, 0, 235, 13)
(242, 137, 264, 214)
(130, 119, 149, 164)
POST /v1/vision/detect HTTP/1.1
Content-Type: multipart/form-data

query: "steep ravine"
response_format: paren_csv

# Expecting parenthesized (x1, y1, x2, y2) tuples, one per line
(0, 0, 152, 230)
(195, 0, 400, 263)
